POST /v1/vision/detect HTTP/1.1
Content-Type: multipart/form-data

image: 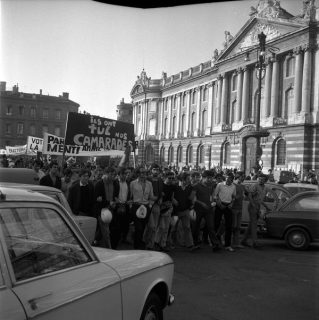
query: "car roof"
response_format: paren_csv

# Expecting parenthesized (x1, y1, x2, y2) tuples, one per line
(0, 186, 55, 202)
(0, 168, 40, 184)
(283, 183, 318, 189)
(0, 182, 62, 194)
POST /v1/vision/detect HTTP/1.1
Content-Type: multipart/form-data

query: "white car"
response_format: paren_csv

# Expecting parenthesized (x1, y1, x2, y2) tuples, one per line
(0, 187, 174, 320)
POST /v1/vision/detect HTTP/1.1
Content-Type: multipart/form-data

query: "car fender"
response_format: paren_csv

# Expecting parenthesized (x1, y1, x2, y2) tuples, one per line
(282, 223, 312, 239)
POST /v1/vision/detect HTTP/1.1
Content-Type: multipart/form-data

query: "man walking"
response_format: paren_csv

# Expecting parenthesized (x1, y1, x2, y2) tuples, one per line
(213, 172, 236, 252)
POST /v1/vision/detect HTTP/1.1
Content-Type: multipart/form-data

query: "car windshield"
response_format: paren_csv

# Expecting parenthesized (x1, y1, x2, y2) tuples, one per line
(0, 207, 92, 281)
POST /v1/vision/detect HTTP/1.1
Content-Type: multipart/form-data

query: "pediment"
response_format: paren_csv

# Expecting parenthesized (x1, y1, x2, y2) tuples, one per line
(130, 84, 144, 96)
(217, 17, 305, 61)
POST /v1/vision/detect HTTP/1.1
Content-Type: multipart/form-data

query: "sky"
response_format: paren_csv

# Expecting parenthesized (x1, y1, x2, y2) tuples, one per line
(1, 0, 302, 120)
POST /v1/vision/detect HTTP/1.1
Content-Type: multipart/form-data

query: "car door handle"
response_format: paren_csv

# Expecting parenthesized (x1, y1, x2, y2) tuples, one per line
(28, 292, 53, 310)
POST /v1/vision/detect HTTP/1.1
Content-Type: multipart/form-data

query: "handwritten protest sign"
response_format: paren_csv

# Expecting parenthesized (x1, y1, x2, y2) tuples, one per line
(26, 136, 43, 154)
(43, 133, 82, 156)
(64, 112, 135, 156)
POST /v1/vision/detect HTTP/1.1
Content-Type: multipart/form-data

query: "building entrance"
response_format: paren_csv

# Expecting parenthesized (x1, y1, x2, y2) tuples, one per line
(245, 137, 257, 176)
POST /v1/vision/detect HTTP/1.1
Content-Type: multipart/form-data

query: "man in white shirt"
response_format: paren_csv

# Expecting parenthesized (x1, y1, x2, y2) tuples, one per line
(213, 172, 236, 252)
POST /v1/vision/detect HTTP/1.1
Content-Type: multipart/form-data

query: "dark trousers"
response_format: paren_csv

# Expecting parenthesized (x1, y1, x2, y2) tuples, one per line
(130, 204, 150, 249)
(215, 205, 233, 247)
(193, 208, 219, 247)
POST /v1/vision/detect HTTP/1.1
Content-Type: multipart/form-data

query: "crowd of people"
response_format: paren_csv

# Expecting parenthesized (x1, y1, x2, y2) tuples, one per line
(1, 154, 318, 253)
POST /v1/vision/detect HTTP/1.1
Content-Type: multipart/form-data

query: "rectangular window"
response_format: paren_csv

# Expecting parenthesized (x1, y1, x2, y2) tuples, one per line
(30, 107, 36, 118)
(17, 123, 24, 135)
(6, 105, 13, 115)
(43, 108, 49, 119)
(54, 126, 61, 136)
(42, 125, 48, 136)
(55, 110, 61, 120)
(30, 125, 36, 136)
(19, 105, 25, 116)
(5, 124, 11, 134)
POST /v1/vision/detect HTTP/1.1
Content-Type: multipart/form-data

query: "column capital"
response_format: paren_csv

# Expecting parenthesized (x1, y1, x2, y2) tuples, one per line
(207, 81, 214, 88)
(195, 86, 201, 92)
(293, 46, 303, 55)
(242, 65, 251, 73)
(176, 92, 182, 97)
(217, 74, 223, 80)
(185, 89, 191, 95)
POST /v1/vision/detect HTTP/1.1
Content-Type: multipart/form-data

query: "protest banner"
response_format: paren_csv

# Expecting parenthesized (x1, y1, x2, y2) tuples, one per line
(5, 145, 27, 156)
(43, 132, 82, 156)
(64, 112, 135, 156)
(26, 136, 43, 154)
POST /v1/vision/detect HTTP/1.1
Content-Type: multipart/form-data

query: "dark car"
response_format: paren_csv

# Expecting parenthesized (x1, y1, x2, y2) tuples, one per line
(265, 191, 319, 250)
(0, 167, 40, 184)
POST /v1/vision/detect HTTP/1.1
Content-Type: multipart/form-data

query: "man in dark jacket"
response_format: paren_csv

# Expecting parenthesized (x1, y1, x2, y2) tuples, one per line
(39, 160, 62, 189)
(68, 168, 95, 216)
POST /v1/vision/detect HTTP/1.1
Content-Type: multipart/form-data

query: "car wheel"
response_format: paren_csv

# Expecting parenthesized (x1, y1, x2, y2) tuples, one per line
(140, 293, 163, 320)
(285, 227, 310, 250)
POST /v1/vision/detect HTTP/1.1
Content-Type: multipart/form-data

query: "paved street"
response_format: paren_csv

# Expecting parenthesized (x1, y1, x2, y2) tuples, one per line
(163, 239, 319, 320)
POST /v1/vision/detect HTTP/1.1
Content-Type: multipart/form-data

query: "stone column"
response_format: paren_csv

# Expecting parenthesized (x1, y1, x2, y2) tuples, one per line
(155, 99, 160, 137)
(221, 74, 228, 124)
(206, 82, 213, 135)
(263, 59, 272, 117)
(167, 96, 172, 138)
(235, 68, 243, 122)
(143, 99, 149, 138)
(301, 45, 312, 114)
(140, 101, 145, 138)
(241, 66, 250, 121)
(187, 90, 192, 136)
(176, 93, 182, 138)
(270, 56, 280, 117)
(293, 47, 303, 113)
(216, 75, 223, 124)
(195, 87, 202, 136)
(185, 91, 190, 137)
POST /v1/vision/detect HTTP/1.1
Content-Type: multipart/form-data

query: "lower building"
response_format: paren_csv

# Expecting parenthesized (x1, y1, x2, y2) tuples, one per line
(130, 0, 319, 177)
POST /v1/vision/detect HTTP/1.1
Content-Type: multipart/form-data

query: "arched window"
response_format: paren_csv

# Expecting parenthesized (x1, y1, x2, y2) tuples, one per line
(232, 74, 238, 91)
(231, 100, 237, 124)
(164, 118, 168, 134)
(177, 145, 183, 163)
(286, 57, 295, 77)
(186, 145, 193, 165)
(192, 90, 197, 104)
(198, 145, 205, 164)
(172, 116, 176, 134)
(191, 112, 196, 134)
(276, 139, 286, 165)
(202, 87, 208, 101)
(145, 145, 154, 164)
(285, 88, 294, 118)
(201, 110, 207, 134)
(149, 118, 156, 135)
(160, 146, 165, 165)
(181, 114, 186, 135)
(168, 146, 174, 164)
(224, 142, 231, 165)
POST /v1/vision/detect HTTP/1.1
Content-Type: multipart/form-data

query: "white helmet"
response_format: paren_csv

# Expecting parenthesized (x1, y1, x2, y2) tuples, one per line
(136, 205, 147, 219)
(189, 209, 196, 221)
(101, 208, 112, 223)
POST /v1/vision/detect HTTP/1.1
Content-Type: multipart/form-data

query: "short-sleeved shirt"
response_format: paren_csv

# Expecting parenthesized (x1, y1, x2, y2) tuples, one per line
(214, 182, 236, 204)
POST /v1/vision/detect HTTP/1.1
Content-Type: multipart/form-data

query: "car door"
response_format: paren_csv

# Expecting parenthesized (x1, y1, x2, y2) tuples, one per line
(0, 202, 122, 320)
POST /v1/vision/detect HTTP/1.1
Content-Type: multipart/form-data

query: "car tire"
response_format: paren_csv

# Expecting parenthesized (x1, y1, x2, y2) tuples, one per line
(140, 292, 163, 320)
(285, 227, 310, 250)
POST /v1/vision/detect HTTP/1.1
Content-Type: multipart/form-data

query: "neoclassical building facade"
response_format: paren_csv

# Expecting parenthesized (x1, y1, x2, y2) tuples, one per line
(130, 0, 319, 176)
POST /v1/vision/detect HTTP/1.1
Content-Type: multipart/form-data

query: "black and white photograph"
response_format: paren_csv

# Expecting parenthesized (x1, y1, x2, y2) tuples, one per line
(0, 0, 318, 319)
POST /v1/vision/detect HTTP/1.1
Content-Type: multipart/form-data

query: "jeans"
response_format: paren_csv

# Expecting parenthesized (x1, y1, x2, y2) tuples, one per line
(193, 208, 219, 247)
(215, 205, 233, 247)
(176, 209, 194, 248)
(242, 204, 260, 244)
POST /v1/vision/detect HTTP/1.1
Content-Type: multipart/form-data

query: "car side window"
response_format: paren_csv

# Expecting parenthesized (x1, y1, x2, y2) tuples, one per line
(284, 195, 319, 211)
(0, 207, 92, 282)
(271, 188, 290, 204)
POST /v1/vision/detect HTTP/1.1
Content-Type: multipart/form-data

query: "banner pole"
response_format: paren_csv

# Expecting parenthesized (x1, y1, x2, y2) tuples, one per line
(61, 112, 69, 170)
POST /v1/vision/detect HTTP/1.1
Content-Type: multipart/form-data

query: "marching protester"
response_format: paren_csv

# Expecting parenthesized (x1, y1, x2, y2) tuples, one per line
(190, 170, 221, 252)
(94, 166, 117, 248)
(61, 167, 73, 199)
(154, 171, 177, 252)
(129, 167, 157, 249)
(143, 164, 164, 250)
(213, 172, 236, 252)
(68, 168, 95, 217)
(114, 167, 131, 246)
(232, 171, 246, 249)
(32, 159, 45, 181)
(39, 160, 62, 189)
(241, 173, 271, 249)
(173, 172, 199, 252)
